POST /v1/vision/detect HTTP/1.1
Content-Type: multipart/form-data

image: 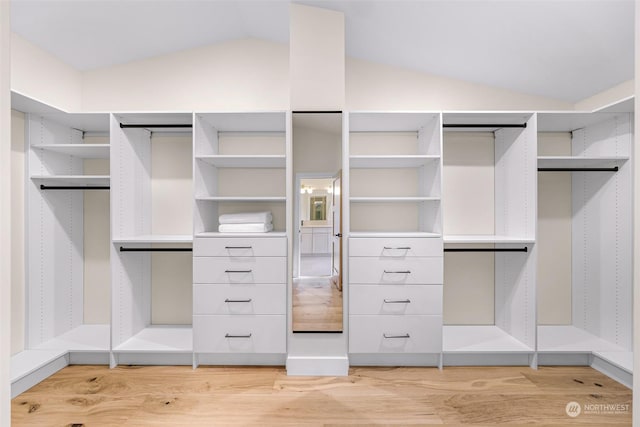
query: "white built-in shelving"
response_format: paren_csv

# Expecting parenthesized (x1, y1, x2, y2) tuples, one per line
(110, 113, 194, 364)
(17, 99, 113, 398)
(348, 112, 442, 235)
(194, 112, 287, 235)
(441, 112, 537, 367)
(536, 109, 633, 382)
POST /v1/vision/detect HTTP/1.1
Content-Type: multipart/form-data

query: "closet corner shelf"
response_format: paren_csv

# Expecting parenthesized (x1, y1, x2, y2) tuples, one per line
(349, 231, 442, 238)
(31, 175, 110, 186)
(443, 325, 534, 353)
(196, 154, 286, 168)
(350, 196, 440, 203)
(11, 349, 68, 383)
(196, 231, 287, 238)
(196, 196, 286, 202)
(32, 143, 110, 159)
(443, 235, 534, 244)
(113, 326, 193, 353)
(32, 324, 110, 352)
(537, 156, 628, 169)
(349, 155, 440, 168)
(113, 235, 193, 244)
(537, 325, 629, 354)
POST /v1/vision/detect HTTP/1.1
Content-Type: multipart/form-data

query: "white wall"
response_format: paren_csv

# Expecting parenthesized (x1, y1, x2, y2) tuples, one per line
(574, 79, 634, 111)
(537, 133, 572, 325)
(82, 38, 289, 112)
(442, 132, 495, 324)
(150, 135, 193, 325)
(1, 1, 11, 424)
(10, 33, 82, 112)
(346, 57, 574, 111)
(633, 0, 639, 424)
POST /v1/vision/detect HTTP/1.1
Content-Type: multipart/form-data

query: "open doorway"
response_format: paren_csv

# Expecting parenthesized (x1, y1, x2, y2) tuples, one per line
(293, 174, 343, 332)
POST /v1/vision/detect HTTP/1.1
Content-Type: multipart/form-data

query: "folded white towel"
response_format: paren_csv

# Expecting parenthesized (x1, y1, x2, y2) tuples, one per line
(218, 223, 274, 233)
(219, 211, 273, 225)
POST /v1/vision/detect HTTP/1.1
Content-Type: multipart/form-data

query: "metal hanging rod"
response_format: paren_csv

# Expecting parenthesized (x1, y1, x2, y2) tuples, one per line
(119, 247, 192, 252)
(40, 185, 110, 190)
(443, 123, 527, 129)
(119, 123, 192, 129)
(292, 110, 342, 114)
(538, 167, 619, 172)
(444, 247, 528, 253)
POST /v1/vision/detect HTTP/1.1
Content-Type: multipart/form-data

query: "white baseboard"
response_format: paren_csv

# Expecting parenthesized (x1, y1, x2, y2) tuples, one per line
(286, 355, 349, 376)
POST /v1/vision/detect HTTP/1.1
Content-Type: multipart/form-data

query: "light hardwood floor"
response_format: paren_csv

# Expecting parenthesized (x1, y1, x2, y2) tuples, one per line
(12, 365, 631, 426)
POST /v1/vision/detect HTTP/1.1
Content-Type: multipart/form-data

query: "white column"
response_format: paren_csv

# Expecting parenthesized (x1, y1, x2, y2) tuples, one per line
(0, 0, 12, 425)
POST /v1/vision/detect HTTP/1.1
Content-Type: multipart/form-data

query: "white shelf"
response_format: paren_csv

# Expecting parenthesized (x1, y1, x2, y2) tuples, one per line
(11, 349, 67, 383)
(349, 231, 441, 238)
(593, 351, 633, 372)
(196, 155, 285, 168)
(113, 326, 193, 353)
(34, 324, 110, 352)
(349, 155, 439, 168)
(350, 196, 440, 203)
(538, 156, 628, 169)
(196, 231, 287, 238)
(537, 325, 629, 353)
(113, 235, 193, 244)
(443, 325, 534, 353)
(33, 144, 110, 159)
(443, 235, 534, 244)
(196, 196, 286, 202)
(31, 175, 110, 186)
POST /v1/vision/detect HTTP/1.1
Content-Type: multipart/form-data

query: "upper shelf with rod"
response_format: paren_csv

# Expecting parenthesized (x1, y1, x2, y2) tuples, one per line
(442, 112, 533, 132)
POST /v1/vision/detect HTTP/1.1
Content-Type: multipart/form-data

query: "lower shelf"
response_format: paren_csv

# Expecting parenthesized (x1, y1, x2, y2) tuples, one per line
(113, 326, 193, 353)
(537, 325, 628, 353)
(34, 324, 110, 352)
(443, 325, 534, 353)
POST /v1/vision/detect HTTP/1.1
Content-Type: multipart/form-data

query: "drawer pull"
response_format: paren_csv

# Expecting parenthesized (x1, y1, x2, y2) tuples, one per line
(225, 246, 252, 249)
(383, 299, 411, 304)
(224, 298, 252, 303)
(225, 269, 253, 273)
(383, 333, 410, 339)
(225, 333, 252, 338)
(383, 270, 411, 274)
(383, 246, 411, 250)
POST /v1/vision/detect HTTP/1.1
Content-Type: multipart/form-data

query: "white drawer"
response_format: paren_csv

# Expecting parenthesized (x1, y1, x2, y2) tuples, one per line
(349, 285, 442, 315)
(193, 315, 285, 353)
(349, 315, 442, 353)
(349, 237, 442, 257)
(349, 257, 443, 284)
(193, 284, 286, 315)
(194, 237, 286, 257)
(194, 257, 286, 284)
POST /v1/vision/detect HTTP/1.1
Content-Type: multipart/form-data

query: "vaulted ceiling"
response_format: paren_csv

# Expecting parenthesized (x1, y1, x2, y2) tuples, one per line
(10, 0, 635, 103)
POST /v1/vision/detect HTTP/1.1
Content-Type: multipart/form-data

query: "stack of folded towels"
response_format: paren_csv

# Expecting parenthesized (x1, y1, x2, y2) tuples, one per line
(218, 211, 273, 233)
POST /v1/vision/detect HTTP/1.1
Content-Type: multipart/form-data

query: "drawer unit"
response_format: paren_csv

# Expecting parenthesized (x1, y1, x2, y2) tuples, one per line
(194, 237, 287, 257)
(194, 256, 286, 284)
(193, 284, 286, 315)
(349, 285, 442, 315)
(193, 315, 286, 353)
(349, 237, 443, 258)
(349, 257, 443, 285)
(349, 315, 442, 353)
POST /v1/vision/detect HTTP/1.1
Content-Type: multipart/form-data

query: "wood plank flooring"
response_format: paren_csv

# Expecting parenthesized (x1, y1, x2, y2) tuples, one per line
(293, 276, 343, 332)
(12, 365, 631, 426)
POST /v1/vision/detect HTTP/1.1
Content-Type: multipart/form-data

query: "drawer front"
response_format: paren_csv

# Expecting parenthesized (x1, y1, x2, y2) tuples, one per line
(193, 315, 285, 353)
(194, 237, 286, 257)
(349, 257, 443, 284)
(194, 257, 286, 284)
(193, 284, 286, 315)
(349, 315, 442, 353)
(349, 285, 442, 315)
(349, 237, 443, 258)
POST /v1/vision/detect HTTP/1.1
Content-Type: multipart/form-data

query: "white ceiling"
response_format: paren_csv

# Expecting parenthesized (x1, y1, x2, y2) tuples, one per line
(10, 0, 635, 103)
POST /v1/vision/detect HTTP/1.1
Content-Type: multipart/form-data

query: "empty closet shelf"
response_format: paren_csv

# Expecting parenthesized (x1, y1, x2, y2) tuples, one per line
(113, 327, 193, 353)
(443, 326, 534, 353)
